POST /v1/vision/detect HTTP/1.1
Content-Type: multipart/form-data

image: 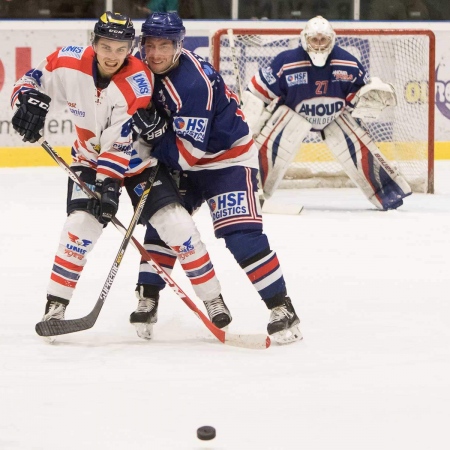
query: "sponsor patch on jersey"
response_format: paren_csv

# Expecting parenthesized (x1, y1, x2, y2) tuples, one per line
(67, 102, 86, 117)
(173, 116, 208, 142)
(112, 141, 132, 154)
(296, 97, 345, 129)
(126, 71, 152, 98)
(262, 67, 277, 85)
(286, 71, 308, 86)
(208, 191, 249, 221)
(59, 46, 84, 60)
(332, 70, 354, 82)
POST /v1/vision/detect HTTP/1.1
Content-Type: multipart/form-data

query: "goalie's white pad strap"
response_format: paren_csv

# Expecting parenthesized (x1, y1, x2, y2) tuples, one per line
(351, 76, 397, 122)
(241, 90, 271, 137)
(323, 111, 411, 210)
(255, 105, 312, 198)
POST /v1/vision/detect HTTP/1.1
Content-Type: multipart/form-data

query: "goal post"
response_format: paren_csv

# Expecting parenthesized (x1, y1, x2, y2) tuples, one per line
(211, 28, 435, 193)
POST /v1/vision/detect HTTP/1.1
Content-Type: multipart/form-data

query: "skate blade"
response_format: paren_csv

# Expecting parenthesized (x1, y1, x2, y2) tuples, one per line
(271, 325, 303, 345)
(133, 322, 154, 340)
(42, 335, 56, 344)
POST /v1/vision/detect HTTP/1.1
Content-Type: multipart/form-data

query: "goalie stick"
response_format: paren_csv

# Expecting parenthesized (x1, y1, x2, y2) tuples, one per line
(35, 139, 270, 350)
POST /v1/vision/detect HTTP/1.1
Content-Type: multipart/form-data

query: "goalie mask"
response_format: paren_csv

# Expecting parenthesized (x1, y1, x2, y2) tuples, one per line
(300, 16, 336, 67)
(140, 12, 186, 74)
(93, 11, 135, 45)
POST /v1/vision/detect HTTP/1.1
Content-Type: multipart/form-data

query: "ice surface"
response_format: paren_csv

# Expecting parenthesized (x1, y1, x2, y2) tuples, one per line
(1, 163, 449, 450)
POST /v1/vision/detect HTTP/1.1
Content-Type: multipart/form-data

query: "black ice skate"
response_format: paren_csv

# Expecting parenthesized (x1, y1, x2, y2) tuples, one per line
(267, 297, 302, 344)
(41, 295, 69, 343)
(130, 294, 159, 340)
(203, 294, 232, 329)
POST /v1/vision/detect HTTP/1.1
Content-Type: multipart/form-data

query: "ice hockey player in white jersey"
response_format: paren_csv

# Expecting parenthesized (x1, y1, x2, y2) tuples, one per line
(242, 15, 412, 210)
(132, 12, 302, 344)
(11, 12, 230, 341)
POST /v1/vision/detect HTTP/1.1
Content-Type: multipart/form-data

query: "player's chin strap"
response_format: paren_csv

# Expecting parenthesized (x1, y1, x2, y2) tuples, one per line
(35, 138, 270, 349)
(323, 111, 411, 210)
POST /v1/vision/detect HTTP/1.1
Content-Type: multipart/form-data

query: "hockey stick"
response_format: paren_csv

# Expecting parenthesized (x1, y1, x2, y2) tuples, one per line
(35, 139, 270, 349)
(35, 153, 159, 337)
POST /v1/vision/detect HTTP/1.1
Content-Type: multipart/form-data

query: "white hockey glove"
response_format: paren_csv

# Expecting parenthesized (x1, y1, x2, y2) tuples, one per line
(351, 77, 397, 122)
(241, 90, 273, 138)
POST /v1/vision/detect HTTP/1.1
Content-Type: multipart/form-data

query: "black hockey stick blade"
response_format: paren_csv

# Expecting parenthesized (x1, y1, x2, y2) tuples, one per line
(35, 303, 103, 336)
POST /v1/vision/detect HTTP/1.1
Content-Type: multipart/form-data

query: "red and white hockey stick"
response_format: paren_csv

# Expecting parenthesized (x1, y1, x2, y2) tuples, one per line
(37, 139, 271, 350)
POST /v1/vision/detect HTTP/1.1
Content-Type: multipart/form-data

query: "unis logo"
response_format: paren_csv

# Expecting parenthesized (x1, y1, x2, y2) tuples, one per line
(173, 237, 195, 260)
(262, 67, 277, 85)
(208, 191, 248, 221)
(297, 97, 345, 129)
(332, 70, 353, 82)
(173, 116, 208, 142)
(436, 57, 450, 120)
(65, 231, 92, 260)
(286, 71, 308, 87)
(126, 71, 151, 98)
(59, 46, 84, 60)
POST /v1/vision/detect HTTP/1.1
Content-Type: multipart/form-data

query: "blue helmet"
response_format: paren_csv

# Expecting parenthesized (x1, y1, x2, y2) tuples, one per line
(141, 12, 186, 42)
(140, 12, 186, 73)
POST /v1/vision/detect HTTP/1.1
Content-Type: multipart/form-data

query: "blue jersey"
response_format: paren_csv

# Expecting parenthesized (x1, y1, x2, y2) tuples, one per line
(149, 49, 258, 172)
(248, 45, 369, 131)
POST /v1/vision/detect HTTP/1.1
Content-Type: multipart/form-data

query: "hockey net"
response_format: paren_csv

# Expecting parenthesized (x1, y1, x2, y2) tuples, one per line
(211, 28, 435, 193)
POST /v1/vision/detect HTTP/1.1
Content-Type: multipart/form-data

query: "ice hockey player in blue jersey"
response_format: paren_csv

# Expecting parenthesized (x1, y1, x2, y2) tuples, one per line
(132, 12, 302, 344)
(242, 15, 412, 211)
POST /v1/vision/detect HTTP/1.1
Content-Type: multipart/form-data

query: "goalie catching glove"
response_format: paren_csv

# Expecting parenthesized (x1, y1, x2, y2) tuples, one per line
(133, 103, 168, 146)
(12, 90, 51, 143)
(351, 76, 397, 122)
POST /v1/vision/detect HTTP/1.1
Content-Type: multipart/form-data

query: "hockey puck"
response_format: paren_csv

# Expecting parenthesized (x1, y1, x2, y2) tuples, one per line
(197, 426, 216, 441)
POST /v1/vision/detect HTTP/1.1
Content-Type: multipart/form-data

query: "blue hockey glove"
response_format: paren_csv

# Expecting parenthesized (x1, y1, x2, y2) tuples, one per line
(133, 103, 168, 145)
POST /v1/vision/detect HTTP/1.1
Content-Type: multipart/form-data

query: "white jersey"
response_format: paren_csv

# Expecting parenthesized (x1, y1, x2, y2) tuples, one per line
(12, 46, 155, 180)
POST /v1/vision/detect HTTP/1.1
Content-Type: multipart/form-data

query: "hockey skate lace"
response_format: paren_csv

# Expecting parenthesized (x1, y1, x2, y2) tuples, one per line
(136, 298, 156, 313)
(204, 297, 227, 318)
(270, 306, 291, 323)
(46, 302, 65, 320)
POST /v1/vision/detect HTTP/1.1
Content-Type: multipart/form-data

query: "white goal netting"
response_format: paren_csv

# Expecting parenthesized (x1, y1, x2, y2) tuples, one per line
(211, 29, 435, 193)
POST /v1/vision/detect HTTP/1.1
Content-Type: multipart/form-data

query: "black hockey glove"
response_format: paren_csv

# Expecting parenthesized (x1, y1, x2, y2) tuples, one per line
(133, 103, 168, 146)
(90, 178, 121, 224)
(12, 90, 51, 143)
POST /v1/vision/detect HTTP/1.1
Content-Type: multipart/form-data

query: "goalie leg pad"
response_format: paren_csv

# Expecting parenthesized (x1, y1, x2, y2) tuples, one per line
(241, 90, 271, 138)
(323, 111, 412, 210)
(255, 105, 312, 199)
